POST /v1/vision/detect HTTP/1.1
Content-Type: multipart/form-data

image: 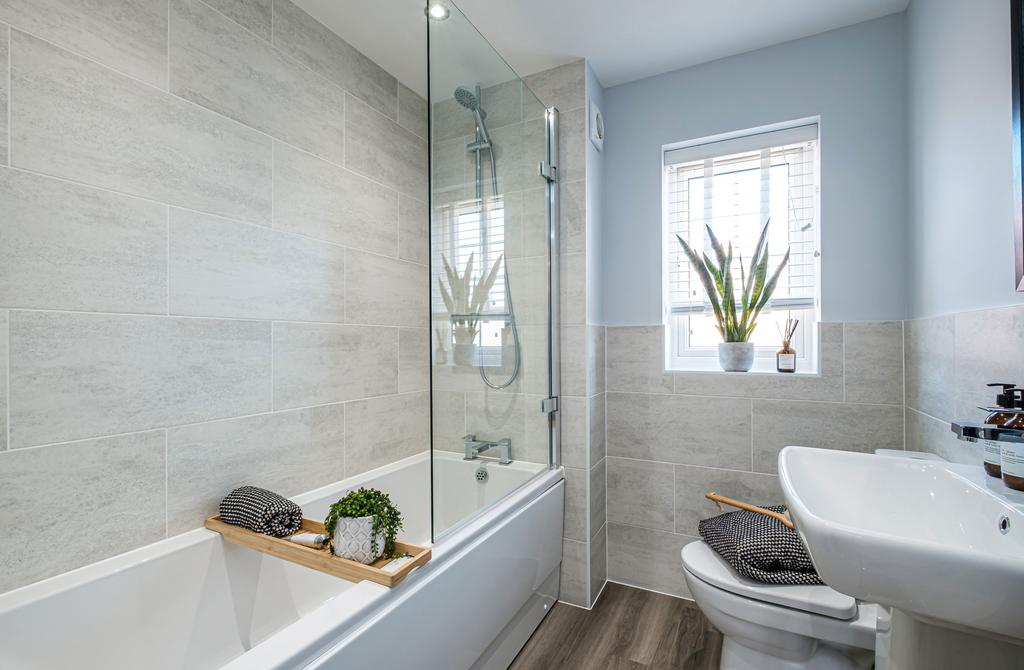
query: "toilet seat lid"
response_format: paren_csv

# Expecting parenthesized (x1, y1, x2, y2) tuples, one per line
(682, 541, 857, 620)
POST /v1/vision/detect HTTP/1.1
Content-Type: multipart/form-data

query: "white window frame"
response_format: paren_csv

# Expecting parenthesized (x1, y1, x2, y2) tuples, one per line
(662, 120, 822, 374)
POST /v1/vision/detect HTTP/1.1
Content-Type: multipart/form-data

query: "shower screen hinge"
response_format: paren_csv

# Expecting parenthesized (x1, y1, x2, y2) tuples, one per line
(541, 396, 559, 414)
(538, 161, 558, 183)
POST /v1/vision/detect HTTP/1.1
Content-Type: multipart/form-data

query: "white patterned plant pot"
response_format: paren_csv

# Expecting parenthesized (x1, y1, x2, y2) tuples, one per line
(332, 515, 385, 564)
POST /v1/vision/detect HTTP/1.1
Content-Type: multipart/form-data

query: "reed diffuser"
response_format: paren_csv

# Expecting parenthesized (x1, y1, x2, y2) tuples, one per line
(776, 318, 799, 373)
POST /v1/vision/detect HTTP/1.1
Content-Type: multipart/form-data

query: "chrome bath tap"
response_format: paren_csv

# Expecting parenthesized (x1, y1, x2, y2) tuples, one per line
(463, 434, 512, 465)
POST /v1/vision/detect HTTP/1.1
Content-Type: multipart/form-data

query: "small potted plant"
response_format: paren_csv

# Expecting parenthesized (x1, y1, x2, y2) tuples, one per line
(676, 219, 790, 372)
(324, 487, 403, 564)
(438, 252, 503, 366)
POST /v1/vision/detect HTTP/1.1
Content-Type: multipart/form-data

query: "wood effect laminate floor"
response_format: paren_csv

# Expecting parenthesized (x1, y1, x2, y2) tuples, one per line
(510, 583, 723, 670)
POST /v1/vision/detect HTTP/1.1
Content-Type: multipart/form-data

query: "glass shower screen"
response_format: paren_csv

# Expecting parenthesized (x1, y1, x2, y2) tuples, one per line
(427, 2, 559, 538)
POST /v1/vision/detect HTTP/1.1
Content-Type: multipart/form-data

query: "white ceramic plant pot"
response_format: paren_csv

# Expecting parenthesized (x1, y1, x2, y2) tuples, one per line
(718, 342, 755, 372)
(332, 515, 384, 564)
(452, 342, 478, 366)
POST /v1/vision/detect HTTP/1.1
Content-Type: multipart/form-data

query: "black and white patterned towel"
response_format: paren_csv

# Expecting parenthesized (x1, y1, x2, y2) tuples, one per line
(698, 505, 823, 586)
(219, 486, 303, 537)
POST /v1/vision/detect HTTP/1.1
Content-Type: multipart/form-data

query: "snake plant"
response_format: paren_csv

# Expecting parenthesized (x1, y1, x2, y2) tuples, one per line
(438, 252, 503, 344)
(676, 219, 790, 343)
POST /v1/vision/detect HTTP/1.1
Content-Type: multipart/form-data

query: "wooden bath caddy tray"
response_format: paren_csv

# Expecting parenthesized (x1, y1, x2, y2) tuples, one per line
(205, 516, 431, 587)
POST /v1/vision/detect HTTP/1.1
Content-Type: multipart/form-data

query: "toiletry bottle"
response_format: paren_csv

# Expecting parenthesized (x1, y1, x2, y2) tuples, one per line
(982, 383, 1017, 478)
(1000, 389, 1024, 491)
(776, 342, 796, 373)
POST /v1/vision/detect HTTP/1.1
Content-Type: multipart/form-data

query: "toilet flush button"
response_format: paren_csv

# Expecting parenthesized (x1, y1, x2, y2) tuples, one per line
(999, 515, 1011, 535)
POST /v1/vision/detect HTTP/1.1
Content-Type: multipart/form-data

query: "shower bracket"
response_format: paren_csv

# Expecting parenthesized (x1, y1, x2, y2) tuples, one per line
(538, 161, 558, 183)
(540, 397, 559, 414)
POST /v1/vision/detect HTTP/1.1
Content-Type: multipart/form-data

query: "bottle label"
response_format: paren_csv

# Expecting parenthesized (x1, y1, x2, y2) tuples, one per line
(777, 353, 796, 371)
(1001, 444, 1024, 478)
(984, 439, 1002, 465)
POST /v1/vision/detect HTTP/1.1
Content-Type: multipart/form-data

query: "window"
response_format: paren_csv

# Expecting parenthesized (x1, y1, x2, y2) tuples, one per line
(663, 123, 820, 372)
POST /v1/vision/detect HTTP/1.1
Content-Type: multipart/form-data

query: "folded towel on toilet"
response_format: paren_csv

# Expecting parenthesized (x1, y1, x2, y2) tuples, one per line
(698, 505, 823, 586)
(219, 486, 303, 537)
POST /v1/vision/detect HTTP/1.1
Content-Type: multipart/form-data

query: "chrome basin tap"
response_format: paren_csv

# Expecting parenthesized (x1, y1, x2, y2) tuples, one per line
(463, 434, 512, 465)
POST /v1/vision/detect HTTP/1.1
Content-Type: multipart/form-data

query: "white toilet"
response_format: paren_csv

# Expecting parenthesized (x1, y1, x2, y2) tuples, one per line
(681, 541, 877, 670)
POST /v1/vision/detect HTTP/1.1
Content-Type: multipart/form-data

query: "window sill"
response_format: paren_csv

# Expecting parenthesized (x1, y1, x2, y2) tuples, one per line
(668, 368, 822, 378)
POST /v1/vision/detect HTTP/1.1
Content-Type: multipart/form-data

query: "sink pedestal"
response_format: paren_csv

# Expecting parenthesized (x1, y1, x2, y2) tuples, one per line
(885, 609, 1024, 670)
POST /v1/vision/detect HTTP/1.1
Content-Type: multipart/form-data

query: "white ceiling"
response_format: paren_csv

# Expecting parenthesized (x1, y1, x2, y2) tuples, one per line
(296, 0, 910, 97)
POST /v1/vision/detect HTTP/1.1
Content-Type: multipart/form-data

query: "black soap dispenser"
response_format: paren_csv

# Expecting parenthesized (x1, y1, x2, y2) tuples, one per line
(983, 383, 1017, 478)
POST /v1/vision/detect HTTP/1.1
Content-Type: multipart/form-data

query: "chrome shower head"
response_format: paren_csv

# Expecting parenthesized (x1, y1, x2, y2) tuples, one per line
(454, 85, 481, 112)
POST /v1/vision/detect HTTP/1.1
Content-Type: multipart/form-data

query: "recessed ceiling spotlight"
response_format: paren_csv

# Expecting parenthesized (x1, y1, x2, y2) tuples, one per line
(425, 2, 449, 20)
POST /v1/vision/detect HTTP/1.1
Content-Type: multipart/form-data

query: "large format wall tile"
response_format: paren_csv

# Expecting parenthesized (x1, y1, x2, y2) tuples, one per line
(0, 169, 167, 313)
(674, 465, 782, 535)
(11, 30, 271, 224)
(398, 328, 428, 393)
(432, 79, 523, 142)
(346, 93, 428, 199)
(752, 400, 904, 474)
(523, 60, 585, 113)
(0, 25, 8, 164)
(560, 537, 588, 606)
(0, 431, 166, 592)
(559, 396, 588, 469)
(346, 392, 429, 475)
(345, 250, 426, 327)
(203, 0, 271, 40)
(845, 321, 903, 405)
(907, 406, 974, 464)
(398, 83, 427, 139)
(607, 523, 696, 599)
(955, 306, 1024, 419)
(590, 525, 608, 602)
(0, 0, 167, 88)
(169, 209, 345, 322)
(170, 0, 346, 165)
(0, 312, 7, 450)
(274, 142, 398, 255)
(904, 315, 955, 419)
(273, 323, 397, 409)
(606, 457, 674, 532)
(590, 458, 606, 538)
(606, 326, 673, 394)
(272, 0, 397, 120)
(167, 404, 344, 533)
(607, 392, 751, 469)
(9, 312, 271, 447)
(563, 466, 588, 541)
(398, 195, 428, 265)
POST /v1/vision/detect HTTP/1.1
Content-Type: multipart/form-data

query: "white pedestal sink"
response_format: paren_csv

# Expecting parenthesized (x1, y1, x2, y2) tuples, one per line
(778, 447, 1024, 670)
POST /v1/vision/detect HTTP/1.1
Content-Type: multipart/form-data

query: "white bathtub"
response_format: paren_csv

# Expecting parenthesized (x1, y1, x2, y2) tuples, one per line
(0, 451, 563, 670)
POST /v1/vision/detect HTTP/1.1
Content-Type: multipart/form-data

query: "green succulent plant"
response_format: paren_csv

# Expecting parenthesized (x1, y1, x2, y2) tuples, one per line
(324, 487, 404, 559)
(675, 219, 791, 343)
(438, 252, 503, 344)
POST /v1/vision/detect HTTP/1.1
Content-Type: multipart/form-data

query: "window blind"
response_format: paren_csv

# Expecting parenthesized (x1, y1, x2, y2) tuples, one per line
(665, 125, 818, 316)
(431, 197, 507, 318)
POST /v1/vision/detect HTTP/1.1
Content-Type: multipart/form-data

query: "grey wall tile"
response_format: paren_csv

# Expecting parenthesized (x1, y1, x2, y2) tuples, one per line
(561, 252, 586, 325)
(0, 169, 166, 314)
(955, 306, 1024, 419)
(563, 466, 588, 541)
(486, 118, 547, 194)
(432, 389, 465, 453)
(608, 523, 696, 599)
(590, 393, 606, 464)
(167, 404, 344, 533)
(905, 315, 955, 419)
(398, 83, 427, 140)
(591, 325, 606, 395)
(0, 0, 167, 88)
(0, 25, 7, 164)
(558, 107, 587, 183)
(559, 537, 589, 607)
(272, 0, 397, 120)
(606, 326, 673, 394)
(845, 321, 903, 405)
(398, 195, 428, 265)
(273, 322, 397, 409)
(589, 524, 607, 603)
(0, 311, 7, 450)
(170, 0, 346, 165)
(346, 391, 429, 475)
(346, 93, 427, 199)
(590, 458, 606, 538)
(561, 325, 588, 397)
(506, 256, 549, 326)
(399, 327, 428, 393)
(465, 389, 526, 452)
(560, 180, 586, 255)
(12, 30, 271, 224)
(10, 311, 270, 448)
(559, 395, 587, 469)
(674, 465, 782, 535)
(274, 142, 398, 256)
(607, 457, 675, 531)
(203, 0, 271, 40)
(524, 59, 585, 113)
(752, 400, 904, 474)
(346, 250, 426, 327)
(169, 208, 345, 322)
(672, 322, 845, 400)
(907, 406, 973, 464)
(0, 431, 165, 592)
(607, 393, 751, 469)
(432, 79, 523, 142)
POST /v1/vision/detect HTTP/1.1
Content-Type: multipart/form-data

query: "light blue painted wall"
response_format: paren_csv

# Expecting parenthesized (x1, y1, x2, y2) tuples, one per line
(906, 0, 1019, 318)
(600, 15, 907, 325)
(585, 61, 605, 324)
